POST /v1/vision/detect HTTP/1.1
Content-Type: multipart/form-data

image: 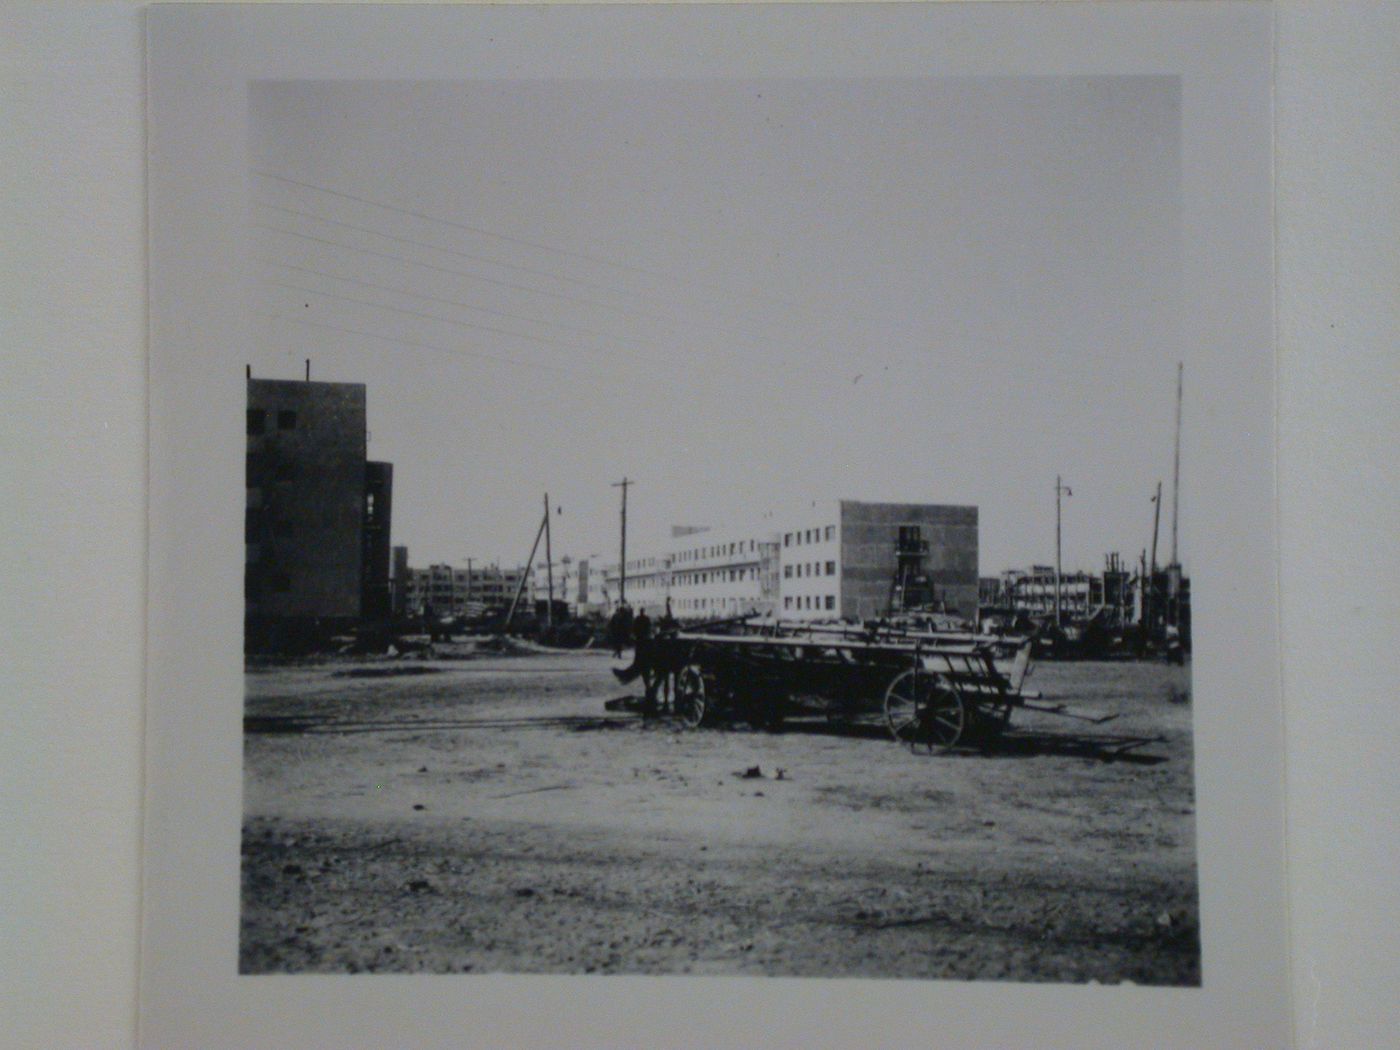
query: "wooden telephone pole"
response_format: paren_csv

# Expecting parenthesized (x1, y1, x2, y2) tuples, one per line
(1054, 476, 1072, 626)
(543, 493, 554, 628)
(502, 501, 549, 634)
(1170, 362, 1183, 567)
(611, 477, 632, 605)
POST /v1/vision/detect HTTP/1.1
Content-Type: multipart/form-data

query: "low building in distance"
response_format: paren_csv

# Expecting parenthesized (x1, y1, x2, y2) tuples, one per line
(401, 561, 534, 619)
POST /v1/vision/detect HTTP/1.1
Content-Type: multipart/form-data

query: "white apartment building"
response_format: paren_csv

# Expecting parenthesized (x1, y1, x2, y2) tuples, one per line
(662, 523, 780, 620)
(574, 499, 978, 623)
(778, 512, 842, 618)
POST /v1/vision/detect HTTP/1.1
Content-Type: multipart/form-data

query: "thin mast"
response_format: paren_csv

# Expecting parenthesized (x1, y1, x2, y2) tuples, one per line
(1171, 362, 1182, 565)
(611, 477, 632, 605)
(544, 494, 554, 628)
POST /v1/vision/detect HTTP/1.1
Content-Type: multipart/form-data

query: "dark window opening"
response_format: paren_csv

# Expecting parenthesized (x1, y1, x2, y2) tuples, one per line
(246, 408, 266, 435)
(269, 572, 292, 592)
(277, 409, 297, 430)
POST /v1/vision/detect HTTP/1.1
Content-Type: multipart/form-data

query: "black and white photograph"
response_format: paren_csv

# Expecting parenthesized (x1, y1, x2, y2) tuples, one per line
(239, 73, 1199, 984)
(141, 4, 1290, 1046)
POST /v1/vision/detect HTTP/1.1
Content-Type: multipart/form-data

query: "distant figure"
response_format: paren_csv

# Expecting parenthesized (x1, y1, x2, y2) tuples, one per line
(632, 609, 655, 715)
(660, 598, 678, 634)
(609, 603, 633, 658)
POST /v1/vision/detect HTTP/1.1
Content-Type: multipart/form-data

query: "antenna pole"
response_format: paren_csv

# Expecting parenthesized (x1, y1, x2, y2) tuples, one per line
(1171, 362, 1182, 565)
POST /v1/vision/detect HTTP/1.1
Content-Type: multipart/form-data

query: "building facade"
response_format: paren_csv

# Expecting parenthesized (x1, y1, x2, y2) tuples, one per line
(580, 499, 978, 623)
(779, 500, 979, 621)
(402, 562, 534, 618)
(244, 377, 393, 647)
(657, 523, 779, 620)
(361, 461, 393, 620)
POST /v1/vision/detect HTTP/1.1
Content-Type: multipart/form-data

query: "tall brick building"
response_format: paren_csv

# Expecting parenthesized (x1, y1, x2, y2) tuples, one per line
(244, 377, 392, 650)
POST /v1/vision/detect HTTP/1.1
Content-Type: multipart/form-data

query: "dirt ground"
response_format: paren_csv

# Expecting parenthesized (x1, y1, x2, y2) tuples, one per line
(241, 647, 1199, 984)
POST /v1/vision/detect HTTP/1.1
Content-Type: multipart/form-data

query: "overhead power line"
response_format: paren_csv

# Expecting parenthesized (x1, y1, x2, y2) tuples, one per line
(265, 278, 641, 368)
(257, 257, 650, 350)
(256, 199, 746, 321)
(258, 311, 617, 383)
(254, 169, 812, 316)
(252, 222, 722, 332)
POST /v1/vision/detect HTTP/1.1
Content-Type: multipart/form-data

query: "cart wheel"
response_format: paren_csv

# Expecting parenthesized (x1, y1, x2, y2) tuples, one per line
(674, 664, 710, 729)
(884, 670, 964, 749)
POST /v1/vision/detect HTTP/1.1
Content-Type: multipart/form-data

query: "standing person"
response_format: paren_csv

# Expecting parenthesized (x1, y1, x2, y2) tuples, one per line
(632, 607, 655, 715)
(633, 607, 652, 648)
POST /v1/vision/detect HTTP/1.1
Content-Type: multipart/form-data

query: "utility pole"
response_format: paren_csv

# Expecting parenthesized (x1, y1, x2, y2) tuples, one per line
(503, 511, 548, 635)
(1149, 483, 1162, 631)
(543, 493, 554, 628)
(1054, 476, 1071, 626)
(1139, 550, 1149, 628)
(1171, 362, 1183, 566)
(611, 477, 632, 605)
(1150, 482, 1162, 577)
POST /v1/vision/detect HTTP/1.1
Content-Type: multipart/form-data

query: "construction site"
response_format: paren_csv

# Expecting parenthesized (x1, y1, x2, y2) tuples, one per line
(241, 364, 1198, 984)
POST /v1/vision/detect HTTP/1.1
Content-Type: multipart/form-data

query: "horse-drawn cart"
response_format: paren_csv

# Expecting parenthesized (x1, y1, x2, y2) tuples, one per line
(616, 618, 1044, 751)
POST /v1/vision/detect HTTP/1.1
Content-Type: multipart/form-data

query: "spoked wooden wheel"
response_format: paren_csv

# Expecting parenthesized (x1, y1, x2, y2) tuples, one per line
(883, 669, 965, 749)
(674, 663, 710, 728)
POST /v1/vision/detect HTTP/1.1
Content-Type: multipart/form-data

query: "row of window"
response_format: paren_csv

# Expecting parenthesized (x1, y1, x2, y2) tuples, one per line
(674, 567, 757, 586)
(247, 408, 297, 435)
(784, 595, 836, 611)
(674, 539, 759, 564)
(783, 526, 835, 547)
(784, 561, 836, 579)
(674, 596, 747, 612)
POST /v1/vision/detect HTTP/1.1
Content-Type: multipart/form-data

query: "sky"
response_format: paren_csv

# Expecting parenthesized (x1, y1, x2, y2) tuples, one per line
(247, 76, 1185, 575)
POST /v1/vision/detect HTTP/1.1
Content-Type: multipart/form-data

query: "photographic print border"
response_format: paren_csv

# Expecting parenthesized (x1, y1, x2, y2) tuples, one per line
(143, 4, 1286, 1047)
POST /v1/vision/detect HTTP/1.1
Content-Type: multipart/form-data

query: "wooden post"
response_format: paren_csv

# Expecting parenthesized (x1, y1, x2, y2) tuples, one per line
(611, 477, 632, 605)
(1054, 476, 1063, 626)
(544, 494, 554, 629)
(1171, 362, 1182, 567)
(503, 514, 547, 635)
